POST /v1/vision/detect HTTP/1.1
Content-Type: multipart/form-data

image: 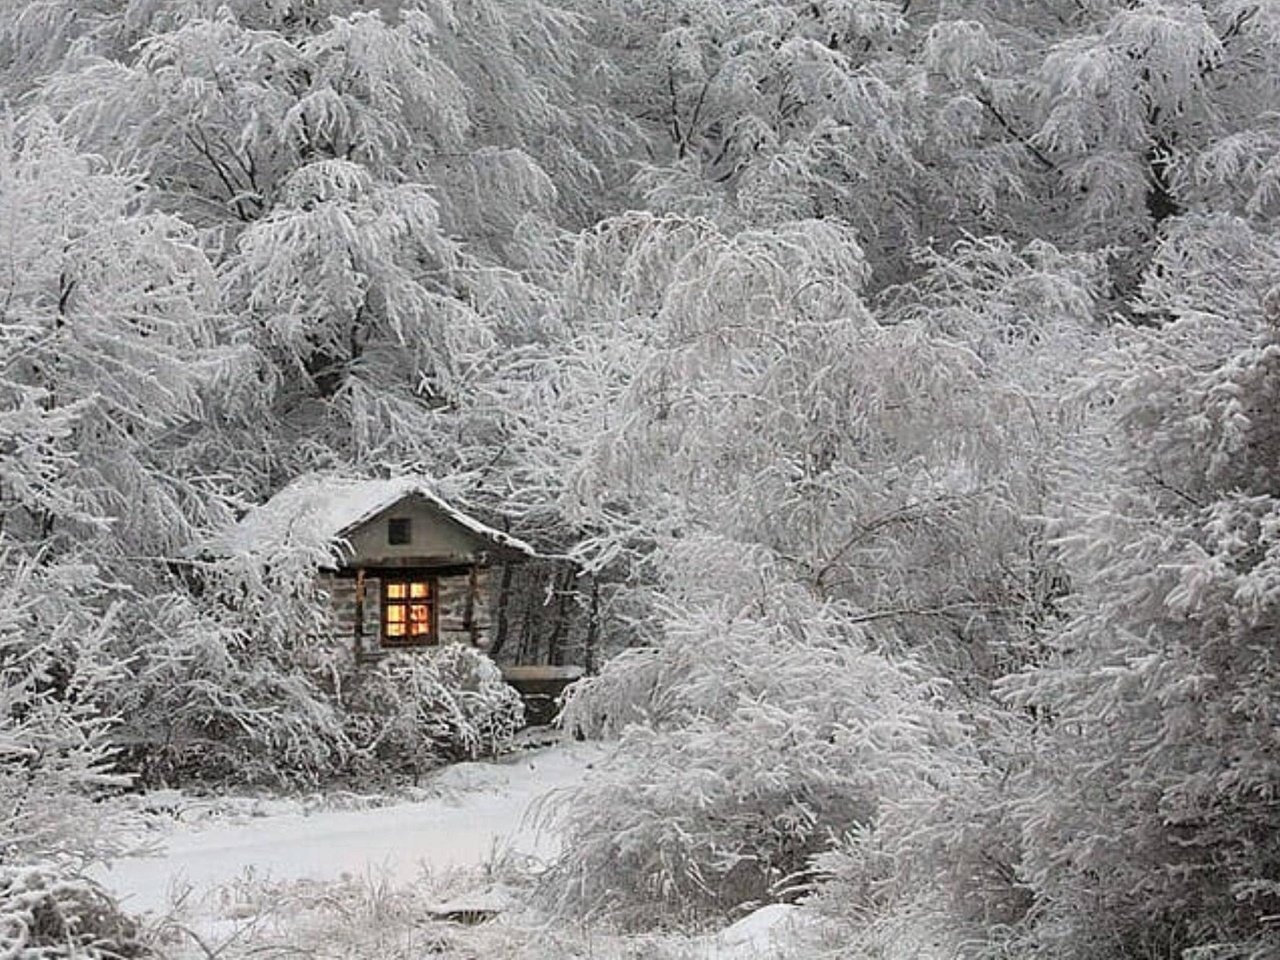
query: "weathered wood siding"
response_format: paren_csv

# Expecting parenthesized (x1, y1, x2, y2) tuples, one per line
(322, 566, 494, 657)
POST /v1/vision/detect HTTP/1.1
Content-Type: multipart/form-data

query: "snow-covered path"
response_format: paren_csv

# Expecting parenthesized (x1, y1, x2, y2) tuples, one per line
(91, 744, 597, 916)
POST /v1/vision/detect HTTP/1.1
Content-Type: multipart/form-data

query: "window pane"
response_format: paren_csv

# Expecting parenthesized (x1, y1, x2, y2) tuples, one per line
(388, 518, 411, 545)
(384, 580, 432, 642)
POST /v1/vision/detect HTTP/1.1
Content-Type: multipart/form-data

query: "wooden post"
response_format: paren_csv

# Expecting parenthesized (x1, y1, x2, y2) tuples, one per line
(463, 565, 479, 647)
(547, 563, 575, 667)
(517, 596, 535, 664)
(354, 567, 366, 658)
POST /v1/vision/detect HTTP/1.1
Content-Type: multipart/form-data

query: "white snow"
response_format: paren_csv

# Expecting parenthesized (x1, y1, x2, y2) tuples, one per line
(91, 744, 821, 958)
(202, 473, 541, 560)
(698, 904, 810, 959)
(91, 744, 598, 916)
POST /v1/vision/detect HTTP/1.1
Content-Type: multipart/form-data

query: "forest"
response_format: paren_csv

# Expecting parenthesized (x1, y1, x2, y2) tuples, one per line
(1, 0, 1279, 958)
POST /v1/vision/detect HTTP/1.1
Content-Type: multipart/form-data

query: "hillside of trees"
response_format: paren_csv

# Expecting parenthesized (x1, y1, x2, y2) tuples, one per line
(2, 1, 1280, 957)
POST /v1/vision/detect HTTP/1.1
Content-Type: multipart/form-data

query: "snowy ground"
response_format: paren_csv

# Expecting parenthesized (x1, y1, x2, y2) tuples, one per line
(92, 743, 598, 916)
(90, 741, 818, 959)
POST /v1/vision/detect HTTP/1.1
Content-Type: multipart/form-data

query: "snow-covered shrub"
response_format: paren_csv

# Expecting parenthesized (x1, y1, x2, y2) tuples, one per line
(985, 217, 1280, 960)
(345, 646, 523, 779)
(0, 557, 131, 865)
(805, 713, 1034, 957)
(117, 625, 348, 787)
(544, 581, 972, 929)
(0, 867, 141, 960)
(113, 543, 351, 787)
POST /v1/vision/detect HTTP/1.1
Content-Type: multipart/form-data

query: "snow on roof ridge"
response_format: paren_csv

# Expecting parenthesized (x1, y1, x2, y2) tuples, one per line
(212, 473, 540, 559)
(338, 476, 539, 557)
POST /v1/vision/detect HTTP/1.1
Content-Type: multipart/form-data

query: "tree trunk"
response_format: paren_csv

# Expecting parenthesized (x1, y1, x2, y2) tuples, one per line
(584, 576, 601, 674)
(488, 561, 515, 659)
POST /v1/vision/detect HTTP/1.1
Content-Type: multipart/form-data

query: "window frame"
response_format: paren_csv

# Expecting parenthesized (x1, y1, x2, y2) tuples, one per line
(380, 573, 438, 648)
(387, 517, 412, 546)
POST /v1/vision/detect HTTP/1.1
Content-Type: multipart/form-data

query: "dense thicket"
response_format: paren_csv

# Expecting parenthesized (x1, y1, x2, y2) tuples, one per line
(2, 1, 1278, 957)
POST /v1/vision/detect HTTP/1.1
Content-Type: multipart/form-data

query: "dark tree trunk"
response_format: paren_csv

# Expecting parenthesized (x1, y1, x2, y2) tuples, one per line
(1144, 119, 1181, 229)
(584, 576, 601, 674)
(488, 561, 516, 659)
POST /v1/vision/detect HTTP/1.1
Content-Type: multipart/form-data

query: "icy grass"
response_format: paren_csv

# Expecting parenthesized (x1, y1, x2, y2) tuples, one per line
(140, 865, 837, 960)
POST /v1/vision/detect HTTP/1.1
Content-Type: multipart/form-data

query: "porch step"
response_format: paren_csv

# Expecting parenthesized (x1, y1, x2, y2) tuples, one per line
(500, 665, 585, 726)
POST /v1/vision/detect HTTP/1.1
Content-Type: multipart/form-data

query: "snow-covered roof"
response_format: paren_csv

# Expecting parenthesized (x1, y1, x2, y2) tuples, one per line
(208, 474, 538, 560)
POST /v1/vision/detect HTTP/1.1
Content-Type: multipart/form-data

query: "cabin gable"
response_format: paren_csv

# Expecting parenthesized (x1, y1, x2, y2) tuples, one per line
(339, 495, 497, 567)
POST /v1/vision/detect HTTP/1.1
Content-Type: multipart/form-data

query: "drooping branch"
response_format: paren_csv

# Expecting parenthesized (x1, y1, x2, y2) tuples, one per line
(974, 88, 1056, 171)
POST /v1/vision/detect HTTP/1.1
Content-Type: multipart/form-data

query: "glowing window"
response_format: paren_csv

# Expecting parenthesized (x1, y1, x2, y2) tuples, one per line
(382, 577, 435, 646)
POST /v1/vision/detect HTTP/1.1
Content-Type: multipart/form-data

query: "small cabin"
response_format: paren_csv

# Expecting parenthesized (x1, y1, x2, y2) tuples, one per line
(216, 475, 539, 660)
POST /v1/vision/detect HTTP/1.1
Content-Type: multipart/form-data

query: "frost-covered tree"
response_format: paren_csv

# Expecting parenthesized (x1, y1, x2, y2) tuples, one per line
(987, 214, 1280, 959)
(29, 0, 622, 480)
(500, 213, 1100, 681)
(582, 0, 940, 270)
(0, 109, 243, 856)
(0, 110, 349, 786)
(908, 1, 1280, 278)
(0, 556, 129, 866)
(505, 211, 1104, 926)
(1026, 3, 1280, 238)
(0, 110, 245, 555)
(40, 0, 604, 233)
(580, 0, 1280, 294)
(575, 1, 1067, 275)
(823, 216, 1280, 960)
(0, 0, 140, 93)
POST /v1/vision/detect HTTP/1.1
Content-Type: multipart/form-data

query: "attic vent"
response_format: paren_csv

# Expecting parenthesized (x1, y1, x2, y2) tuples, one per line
(388, 517, 411, 545)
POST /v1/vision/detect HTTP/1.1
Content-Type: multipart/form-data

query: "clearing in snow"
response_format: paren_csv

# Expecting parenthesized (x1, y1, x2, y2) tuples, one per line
(90, 743, 824, 959)
(93, 743, 598, 916)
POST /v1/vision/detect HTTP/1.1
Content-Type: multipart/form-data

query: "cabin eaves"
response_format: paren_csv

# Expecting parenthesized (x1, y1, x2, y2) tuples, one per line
(207, 475, 540, 563)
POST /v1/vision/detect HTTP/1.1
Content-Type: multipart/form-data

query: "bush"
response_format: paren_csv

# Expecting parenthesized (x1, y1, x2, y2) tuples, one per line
(805, 712, 1035, 957)
(0, 867, 142, 960)
(0, 558, 133, 863)
(543, 595, 972, 929)
(344, 646, 524, 779)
